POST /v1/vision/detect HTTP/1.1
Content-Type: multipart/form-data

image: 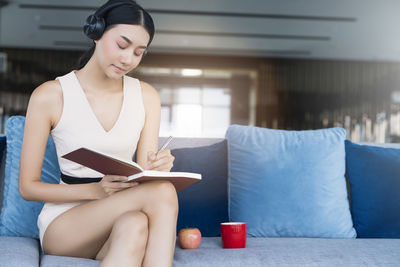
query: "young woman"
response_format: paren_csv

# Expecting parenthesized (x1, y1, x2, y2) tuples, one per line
(18, 1, 177, 266)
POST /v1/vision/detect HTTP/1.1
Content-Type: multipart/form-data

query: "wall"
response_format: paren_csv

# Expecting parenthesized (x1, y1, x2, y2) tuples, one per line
(257, 58, 400, 142)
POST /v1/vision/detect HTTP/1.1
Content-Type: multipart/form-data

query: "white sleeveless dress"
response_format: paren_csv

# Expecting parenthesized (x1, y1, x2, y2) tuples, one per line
(37, 70, 145, 250)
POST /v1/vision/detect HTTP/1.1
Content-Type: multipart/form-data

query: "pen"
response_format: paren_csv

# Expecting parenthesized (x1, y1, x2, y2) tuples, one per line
(157, 136, 173, 155)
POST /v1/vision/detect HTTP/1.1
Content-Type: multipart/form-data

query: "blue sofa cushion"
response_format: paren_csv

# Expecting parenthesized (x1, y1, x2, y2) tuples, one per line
(171, 140, 228, 237)
(226, 125, 356, 238)
(345, 140, 400, 238)
(0, 116, 60, 238)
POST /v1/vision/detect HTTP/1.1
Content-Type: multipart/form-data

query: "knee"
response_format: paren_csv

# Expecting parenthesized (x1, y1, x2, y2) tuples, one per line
(146, 181, 178, 212)
(111, 211, 148, 245)
(155, 181, 178, 207)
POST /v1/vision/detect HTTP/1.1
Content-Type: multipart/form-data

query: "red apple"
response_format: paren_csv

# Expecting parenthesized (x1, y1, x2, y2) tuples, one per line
(178, 228, 202, 249)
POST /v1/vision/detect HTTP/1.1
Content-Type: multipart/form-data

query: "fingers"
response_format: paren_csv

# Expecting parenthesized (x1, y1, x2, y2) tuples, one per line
(147, 150, 175, 171)
(149, 156, 173, 170)
(109, 181, 139, 195)
(147, 150, 170, 163)
(147, 151, 157, 161)
(99, 175, 140, 197)
(129, 182, 139, 187)
(157, 149, 170, 158)
(147, 151, 157, 169)
(104, 175, 128, 183)
(103, 175, 135, 189)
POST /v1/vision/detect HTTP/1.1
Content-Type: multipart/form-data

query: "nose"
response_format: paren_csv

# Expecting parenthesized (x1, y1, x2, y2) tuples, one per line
(120, 49, 140, 67)
(120, 50, 134, 67)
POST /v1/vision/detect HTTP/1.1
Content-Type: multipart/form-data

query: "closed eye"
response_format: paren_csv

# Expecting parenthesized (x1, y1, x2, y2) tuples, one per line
(134, 49, 147, 57)
(118, 41, 145, 56)
(117, 43, 126, 49)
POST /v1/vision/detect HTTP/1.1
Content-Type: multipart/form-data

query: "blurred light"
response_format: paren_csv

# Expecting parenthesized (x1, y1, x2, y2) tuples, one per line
(181, 69, 203, 76)
(391, 91, 400, 103)
(0, 53, 7, 73)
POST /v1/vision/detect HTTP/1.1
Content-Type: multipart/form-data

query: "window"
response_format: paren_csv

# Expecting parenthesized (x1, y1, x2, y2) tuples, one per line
(132, 67, 255, 137)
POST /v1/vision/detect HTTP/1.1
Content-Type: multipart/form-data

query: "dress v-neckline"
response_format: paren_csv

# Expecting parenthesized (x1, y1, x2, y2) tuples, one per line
(72, 70, 126, 134)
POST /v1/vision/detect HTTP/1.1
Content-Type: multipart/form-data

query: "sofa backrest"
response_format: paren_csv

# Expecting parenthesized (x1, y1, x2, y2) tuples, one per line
(358, 142, 400, 149)
(0, 136, 224, 188)
(159, 136, 224, 149)
(0, 133, 228, 237)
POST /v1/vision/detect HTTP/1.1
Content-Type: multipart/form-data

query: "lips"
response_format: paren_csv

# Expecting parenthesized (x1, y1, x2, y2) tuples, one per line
(112, 65, 126, 72)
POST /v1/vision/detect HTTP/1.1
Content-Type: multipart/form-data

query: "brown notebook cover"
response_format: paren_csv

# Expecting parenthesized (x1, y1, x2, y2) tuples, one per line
(62, 148, 142, 176)
(62, 147, 201, 192)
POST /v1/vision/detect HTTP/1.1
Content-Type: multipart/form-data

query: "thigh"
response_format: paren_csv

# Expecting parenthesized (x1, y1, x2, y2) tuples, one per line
(43, 180, 175, 258)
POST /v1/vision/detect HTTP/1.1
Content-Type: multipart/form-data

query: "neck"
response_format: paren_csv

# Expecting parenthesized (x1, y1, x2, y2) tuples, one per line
(75, 56, 123, 92)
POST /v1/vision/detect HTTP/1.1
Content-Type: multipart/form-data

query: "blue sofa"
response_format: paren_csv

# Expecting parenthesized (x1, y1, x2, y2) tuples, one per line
(1, 116, 400, 266)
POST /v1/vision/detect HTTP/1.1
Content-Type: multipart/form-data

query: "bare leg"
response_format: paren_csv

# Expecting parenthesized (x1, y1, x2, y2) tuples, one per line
(42, 180, 178, 266)
(99, 211, 148, 267)
(141, 182, 178, 267)
(97, 181, 178, 266)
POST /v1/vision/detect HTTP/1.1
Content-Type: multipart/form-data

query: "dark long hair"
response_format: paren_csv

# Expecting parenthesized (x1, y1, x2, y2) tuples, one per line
(76, 1, 155, 70)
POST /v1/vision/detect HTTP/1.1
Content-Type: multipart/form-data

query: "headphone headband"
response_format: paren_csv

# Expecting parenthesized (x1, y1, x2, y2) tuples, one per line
(84, 0, 132, 40)
(83, 0, 149, 59)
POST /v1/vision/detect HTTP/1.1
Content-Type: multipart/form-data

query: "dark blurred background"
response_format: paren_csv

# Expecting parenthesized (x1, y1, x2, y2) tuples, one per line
(1, 0, 400, 142)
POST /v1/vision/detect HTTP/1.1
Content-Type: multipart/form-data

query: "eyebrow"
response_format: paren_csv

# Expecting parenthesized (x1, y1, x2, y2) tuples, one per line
(120, 35, 147, 49)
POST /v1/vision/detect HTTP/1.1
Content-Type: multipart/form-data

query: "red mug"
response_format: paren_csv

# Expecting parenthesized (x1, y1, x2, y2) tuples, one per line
(220, 222, 246, 249)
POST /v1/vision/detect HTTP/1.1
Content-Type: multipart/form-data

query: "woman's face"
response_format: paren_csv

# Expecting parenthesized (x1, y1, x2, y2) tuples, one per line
(94, 24, 150, 78)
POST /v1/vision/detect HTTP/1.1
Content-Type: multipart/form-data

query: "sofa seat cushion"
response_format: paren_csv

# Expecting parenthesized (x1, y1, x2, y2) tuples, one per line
(0, 236, 39, 266)
(173, 237, 400, 266)
(40, 254, 100, 267)
(39, 237, 400, 266)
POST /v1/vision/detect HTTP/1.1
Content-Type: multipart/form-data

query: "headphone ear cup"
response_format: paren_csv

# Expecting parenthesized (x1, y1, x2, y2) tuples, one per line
(83, 14, 105, 40)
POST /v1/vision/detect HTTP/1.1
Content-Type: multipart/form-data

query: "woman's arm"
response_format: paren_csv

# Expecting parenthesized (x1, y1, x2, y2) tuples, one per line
(136, 81, 174, 171)
(18, 81, 104, 202)
(136, 81, 161, 168)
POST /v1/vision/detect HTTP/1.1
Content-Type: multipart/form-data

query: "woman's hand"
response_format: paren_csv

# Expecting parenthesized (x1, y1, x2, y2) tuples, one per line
(96, 175, 139, 199)
(147, 149, 175, 172)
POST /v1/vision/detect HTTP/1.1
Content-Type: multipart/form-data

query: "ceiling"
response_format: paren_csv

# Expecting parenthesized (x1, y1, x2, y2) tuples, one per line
(1, 0, 400, 61)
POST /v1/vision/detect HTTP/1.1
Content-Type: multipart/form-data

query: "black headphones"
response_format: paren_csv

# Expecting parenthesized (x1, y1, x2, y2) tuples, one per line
(83, 0, 149, 57)
(83, 1, 129, 40)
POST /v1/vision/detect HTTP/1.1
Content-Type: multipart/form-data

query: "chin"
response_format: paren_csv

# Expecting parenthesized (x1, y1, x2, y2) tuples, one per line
(106, 67, 124, 79)
(110, 72, 124, 79)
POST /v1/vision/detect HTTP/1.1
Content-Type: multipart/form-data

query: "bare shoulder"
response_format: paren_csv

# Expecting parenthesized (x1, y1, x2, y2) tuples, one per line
(28, 80, 63, 127)
(139, 80, 160, 108)
(31, 80, 62, 103)
(139, 80, 160, 100)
